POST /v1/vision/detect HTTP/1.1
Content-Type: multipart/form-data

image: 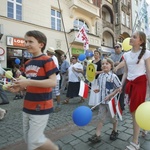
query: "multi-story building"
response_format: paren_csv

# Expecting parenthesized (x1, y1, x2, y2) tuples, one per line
(0, 0, 132, 69)
(131, 0, 150, 50)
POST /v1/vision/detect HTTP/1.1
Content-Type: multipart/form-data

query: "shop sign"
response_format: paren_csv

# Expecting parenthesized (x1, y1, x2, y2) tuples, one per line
(71, 48, 84, 55)
(6, 36, 25, 47)
(0, 47, 5, 56)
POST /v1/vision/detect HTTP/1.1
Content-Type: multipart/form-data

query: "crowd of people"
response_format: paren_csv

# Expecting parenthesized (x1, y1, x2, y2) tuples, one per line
(0, 30, 150, 150)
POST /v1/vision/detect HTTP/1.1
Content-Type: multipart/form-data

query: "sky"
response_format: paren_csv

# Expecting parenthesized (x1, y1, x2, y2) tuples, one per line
(146, 0, 150, 5)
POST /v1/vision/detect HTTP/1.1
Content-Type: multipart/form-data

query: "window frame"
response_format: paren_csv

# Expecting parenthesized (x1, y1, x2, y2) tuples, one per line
(73, 19, 89, 33)
(51, 9, 61, 31)
(7, 0, 22, 20)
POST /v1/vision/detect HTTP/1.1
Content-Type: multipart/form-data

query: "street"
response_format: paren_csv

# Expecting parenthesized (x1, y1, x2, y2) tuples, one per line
(0, 91, 150, 150)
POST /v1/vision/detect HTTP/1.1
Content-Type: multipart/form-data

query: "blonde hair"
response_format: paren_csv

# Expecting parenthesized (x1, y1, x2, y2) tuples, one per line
(102, 58, 114, 70)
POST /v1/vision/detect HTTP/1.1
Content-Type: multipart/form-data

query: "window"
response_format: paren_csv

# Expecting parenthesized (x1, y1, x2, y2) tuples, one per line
(122, 0, 127, 5)
(107, 0, 112, 3)
(135, 0, 138, 6)
(7, 0, 22, 20)
(115, 13, 119, 24)
(121, 11, 125, 25)
(126, 15, 130, 28)
(51, 9, 61, 31)
(73, 19, 89, 32)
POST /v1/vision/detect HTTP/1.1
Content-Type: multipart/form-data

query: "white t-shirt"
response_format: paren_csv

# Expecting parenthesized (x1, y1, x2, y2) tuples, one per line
(123, 49, 150, 80)
(68, 62, 83, 82)
(52, 55, 60, 80)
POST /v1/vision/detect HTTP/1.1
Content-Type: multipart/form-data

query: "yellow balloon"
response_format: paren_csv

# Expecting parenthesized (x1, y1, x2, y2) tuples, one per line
(2, 83, 11, 90)
(86, 63, 96, 82)
(135, 102, 150, 130)
(19, 75, 26, 79)
(122, 38, 132, 51)
(5, 71, 13, 79)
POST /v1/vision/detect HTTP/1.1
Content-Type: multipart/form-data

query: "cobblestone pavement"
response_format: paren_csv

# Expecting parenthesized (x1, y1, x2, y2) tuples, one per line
(0, 91, 150, 150)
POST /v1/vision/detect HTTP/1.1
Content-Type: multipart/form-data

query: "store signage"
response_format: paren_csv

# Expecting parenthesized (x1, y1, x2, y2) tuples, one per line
(0, 47, 5, 56)
(6, 36, 25, 47)
(71, 48, 84, 55)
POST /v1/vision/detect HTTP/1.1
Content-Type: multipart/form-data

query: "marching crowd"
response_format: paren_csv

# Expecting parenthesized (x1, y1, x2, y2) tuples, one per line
(0, 30, 150, 150)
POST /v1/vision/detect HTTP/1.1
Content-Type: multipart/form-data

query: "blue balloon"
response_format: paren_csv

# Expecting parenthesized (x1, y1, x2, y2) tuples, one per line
(85, 50, 93, 58)
(78, 54, 86, 61)
(15, 58, 20, 64)
(72, 106, 92, 126)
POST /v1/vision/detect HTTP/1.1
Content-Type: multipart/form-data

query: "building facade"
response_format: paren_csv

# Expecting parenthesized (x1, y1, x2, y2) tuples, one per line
(0, 0, 133, 68)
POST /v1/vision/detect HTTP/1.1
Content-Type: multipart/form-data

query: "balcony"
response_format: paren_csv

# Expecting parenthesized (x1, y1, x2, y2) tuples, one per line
(102, 20, 114, 30)
(68, 29, 101, 47)
(68, 0, 99, 18)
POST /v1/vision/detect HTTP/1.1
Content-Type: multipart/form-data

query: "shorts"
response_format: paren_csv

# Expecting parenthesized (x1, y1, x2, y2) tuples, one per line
(53, 80, 60, 97)
(97, 104, 117, 123)
(23, 112, 49, 150)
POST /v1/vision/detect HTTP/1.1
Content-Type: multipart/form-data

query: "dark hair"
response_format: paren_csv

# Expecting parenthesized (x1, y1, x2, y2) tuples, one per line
(62, 54, 67, 59)
(14, 64, 20, 69)
(136, 31, 146, 64)
(94, 50, 101, 56)
(71, 56, 77, 59)
(25, 30, 47, 52)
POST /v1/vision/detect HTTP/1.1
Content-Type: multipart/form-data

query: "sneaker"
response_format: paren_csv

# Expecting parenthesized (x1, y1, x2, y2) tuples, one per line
(19, 95, 24, 99)
(126, 142, 140, 150)
(54, 107, 61, 113)
(13, 95, 19, 100)
(88, 134, 101, 143)
(110, 130, 118, 141)
(58, 145, 62, 150)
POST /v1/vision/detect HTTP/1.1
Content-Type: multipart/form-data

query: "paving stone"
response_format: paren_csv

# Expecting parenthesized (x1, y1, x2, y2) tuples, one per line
(1, 92, 150, 150)
(72, 129, 87, 137)
(74, 142, 91, 150)
(60, 134, 76, 144)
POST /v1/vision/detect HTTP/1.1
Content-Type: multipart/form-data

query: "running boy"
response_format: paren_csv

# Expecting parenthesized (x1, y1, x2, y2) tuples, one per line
(88, 58, 122, 143)
(8, 30, 61, 150)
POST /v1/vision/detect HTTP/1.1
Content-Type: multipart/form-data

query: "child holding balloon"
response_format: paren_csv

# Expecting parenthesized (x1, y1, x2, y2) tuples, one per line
(88, 58, 122, 143)
(121, 31, 150, 150)
(7, 30, 61, 150)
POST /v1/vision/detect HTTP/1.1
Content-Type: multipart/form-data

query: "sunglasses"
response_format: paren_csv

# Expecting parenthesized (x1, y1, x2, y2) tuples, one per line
(114, 46, 120, 49)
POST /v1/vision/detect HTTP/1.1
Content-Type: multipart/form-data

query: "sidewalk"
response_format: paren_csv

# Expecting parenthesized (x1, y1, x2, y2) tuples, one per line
(0, 92, 150, 150)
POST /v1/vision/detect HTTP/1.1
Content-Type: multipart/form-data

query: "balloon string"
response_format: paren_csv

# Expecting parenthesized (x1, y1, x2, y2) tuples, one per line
(90, 92, 119, 110)
(91, 102, 101, 110)
(0, 67, 16, 81)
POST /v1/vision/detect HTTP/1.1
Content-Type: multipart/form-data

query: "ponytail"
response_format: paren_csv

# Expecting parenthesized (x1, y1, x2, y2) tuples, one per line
(136, 43, 146, 64)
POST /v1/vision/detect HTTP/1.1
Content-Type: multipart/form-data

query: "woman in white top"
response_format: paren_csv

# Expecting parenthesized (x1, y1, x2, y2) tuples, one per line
(62, 56, 84, 104)
(121, 31, 150, 150)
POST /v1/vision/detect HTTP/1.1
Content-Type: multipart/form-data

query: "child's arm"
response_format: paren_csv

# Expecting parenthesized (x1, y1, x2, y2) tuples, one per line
(10, 73, 57, 89)
(105, 88, 119, 101)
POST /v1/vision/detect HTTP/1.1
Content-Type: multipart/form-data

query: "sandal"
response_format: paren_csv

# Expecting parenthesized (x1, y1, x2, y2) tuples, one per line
(62, 100, 69, 104)
(125, 142, 140, 150)
(88, 134, 101, 143)
(79, 98, 85, 103)
(110, 130, 118, 141)
(141, 130, 148, 137)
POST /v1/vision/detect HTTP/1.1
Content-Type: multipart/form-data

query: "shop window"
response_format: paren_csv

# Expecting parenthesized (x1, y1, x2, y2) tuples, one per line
(7, 48, 32, 68)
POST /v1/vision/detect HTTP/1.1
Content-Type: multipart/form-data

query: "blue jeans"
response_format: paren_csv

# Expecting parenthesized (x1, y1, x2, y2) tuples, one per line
(0, 85, 9, 103)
